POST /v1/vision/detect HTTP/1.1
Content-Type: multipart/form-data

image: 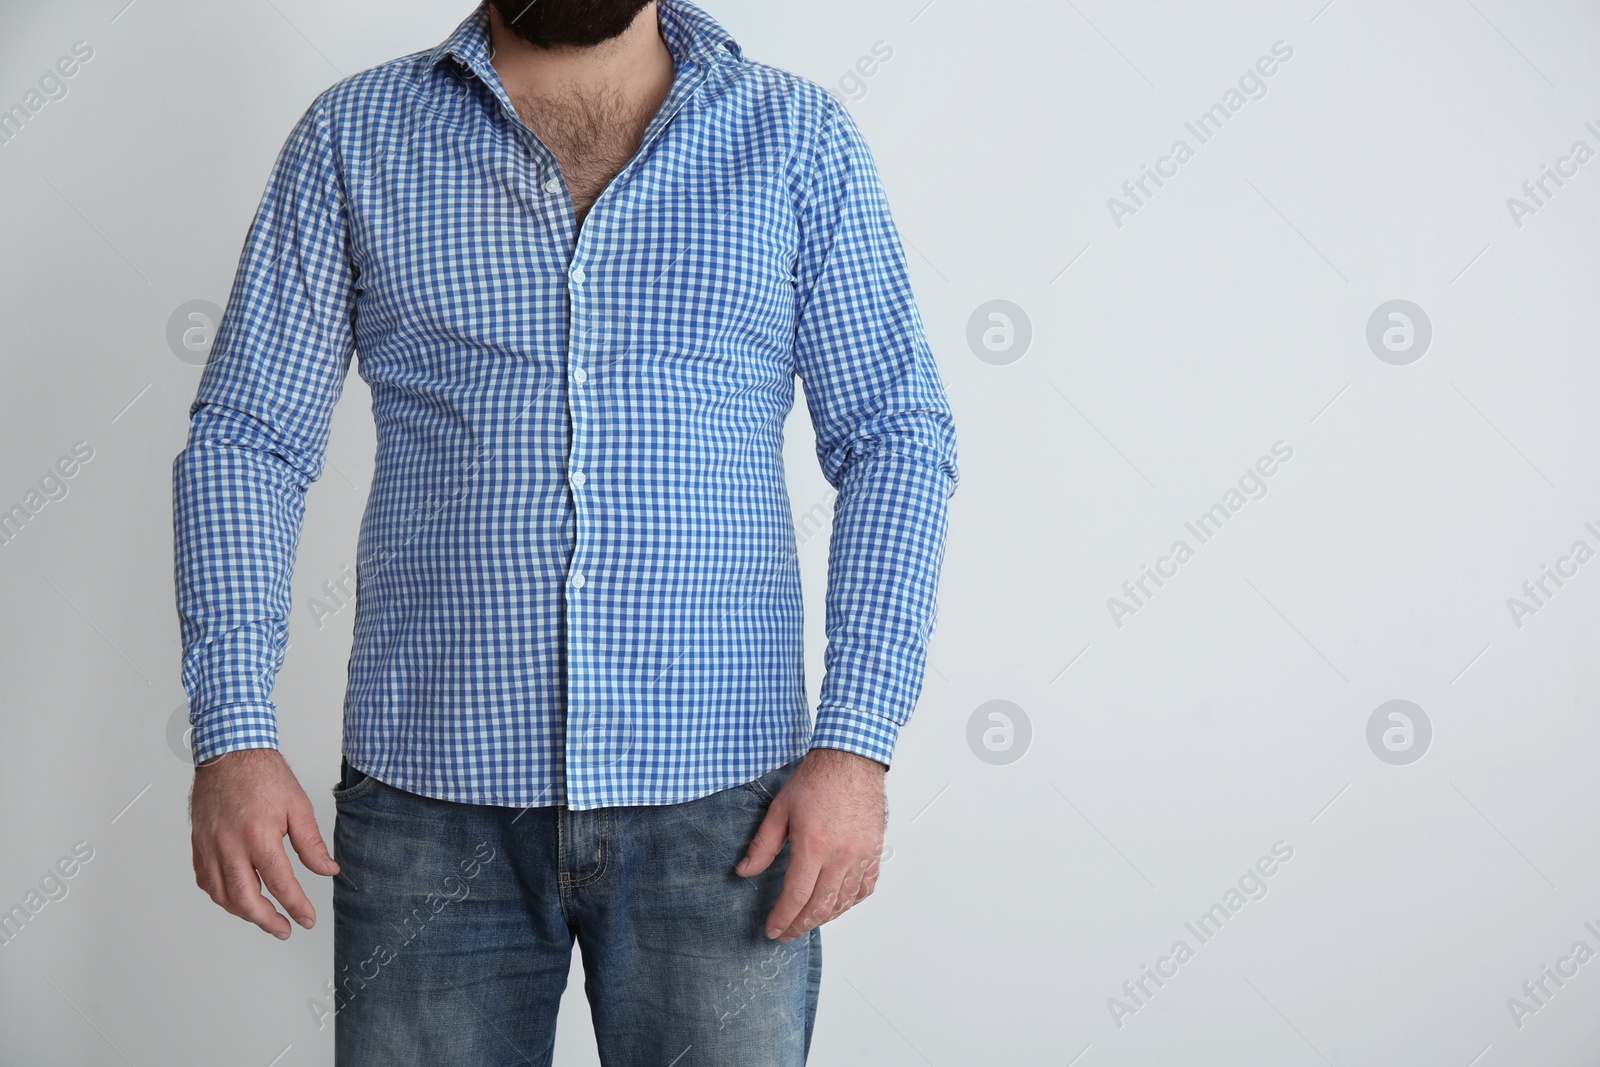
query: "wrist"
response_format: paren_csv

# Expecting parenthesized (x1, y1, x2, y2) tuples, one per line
(806, 746, 887, 774)
(194, 746, 279, 770)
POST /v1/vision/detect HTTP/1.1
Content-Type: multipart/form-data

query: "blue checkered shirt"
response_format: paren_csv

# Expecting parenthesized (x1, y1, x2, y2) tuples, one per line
(172, 0, 958, 809)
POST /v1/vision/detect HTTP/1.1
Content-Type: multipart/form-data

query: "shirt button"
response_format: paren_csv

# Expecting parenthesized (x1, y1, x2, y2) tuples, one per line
(570, 571, 587, 589)
(570, 265, 587, 284)
(573, 367, 588, 384)
(570, 470, 587, 488)
(543, 177, 561, 194)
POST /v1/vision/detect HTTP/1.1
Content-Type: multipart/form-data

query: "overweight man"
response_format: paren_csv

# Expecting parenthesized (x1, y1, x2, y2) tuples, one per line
(174, 1, 957, 1063)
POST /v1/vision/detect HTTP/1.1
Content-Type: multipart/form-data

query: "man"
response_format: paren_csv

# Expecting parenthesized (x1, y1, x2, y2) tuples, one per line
(175, 0, 957, 1062)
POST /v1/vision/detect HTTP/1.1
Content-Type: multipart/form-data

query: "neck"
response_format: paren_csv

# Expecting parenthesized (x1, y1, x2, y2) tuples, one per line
(487, 3, 671, 102)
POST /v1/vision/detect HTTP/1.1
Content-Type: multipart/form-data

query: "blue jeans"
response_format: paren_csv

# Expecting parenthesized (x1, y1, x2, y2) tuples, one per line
(330, 756, 820, 1066)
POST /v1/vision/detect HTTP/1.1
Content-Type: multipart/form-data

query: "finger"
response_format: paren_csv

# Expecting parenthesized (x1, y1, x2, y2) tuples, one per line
(197, 851, 226, 905)
(843, 854, 883, 913)
(830, 858, 873, 919)
(736, 803, 789, 878)
(255, 834, 317, 931)
(857, 859, 881, 901)
(764, 851, 821, 940)
(286, 798, 340, 877)
(779, 865, 847, 941)
(219, 851, 293, 939)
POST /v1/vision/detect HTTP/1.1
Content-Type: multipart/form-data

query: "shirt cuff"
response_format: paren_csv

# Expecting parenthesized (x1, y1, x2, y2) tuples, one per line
(189, 703, 280, 766)
(809, 704, 901, 768)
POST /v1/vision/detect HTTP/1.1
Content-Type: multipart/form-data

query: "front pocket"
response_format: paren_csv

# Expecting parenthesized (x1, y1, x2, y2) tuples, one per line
(740, 776, 777, 806)
(739, 757, 803, 807)
(331, 769, 380, 803)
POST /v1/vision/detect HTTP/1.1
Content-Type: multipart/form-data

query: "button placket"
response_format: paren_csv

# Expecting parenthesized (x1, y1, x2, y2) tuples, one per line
(547, 50, 714, 802)
(566, 255, 592, 609)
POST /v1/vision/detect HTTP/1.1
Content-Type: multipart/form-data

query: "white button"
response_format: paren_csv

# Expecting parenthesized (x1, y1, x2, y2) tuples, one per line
(570, 571, 586, 589)
(573, 367, 588, 384)
(570, 470, 587, 488)
(570, 265, 587, 284)
(543, 177, 560, 194)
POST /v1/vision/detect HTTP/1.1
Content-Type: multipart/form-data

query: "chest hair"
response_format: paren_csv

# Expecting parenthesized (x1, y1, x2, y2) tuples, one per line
(510, 84, 656, 222)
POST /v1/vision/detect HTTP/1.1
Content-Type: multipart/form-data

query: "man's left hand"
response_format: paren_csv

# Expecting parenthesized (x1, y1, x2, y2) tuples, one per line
(736, 747, 887, 941)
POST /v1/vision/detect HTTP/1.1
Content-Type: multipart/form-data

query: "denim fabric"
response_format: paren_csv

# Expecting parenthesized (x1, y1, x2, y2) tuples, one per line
(330, 756, 819, 1066)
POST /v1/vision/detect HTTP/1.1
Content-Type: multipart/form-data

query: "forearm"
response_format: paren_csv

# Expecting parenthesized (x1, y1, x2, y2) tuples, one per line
(809, 435, 954, 766)
(174, 404, 314, 762)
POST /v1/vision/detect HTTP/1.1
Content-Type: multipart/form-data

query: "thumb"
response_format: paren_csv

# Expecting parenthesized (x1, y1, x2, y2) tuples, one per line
(286, 801, 340, 876)
(736, 803, 789, 877)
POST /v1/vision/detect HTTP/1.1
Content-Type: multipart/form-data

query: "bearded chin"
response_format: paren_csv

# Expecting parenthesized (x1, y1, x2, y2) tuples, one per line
(488, 0, 654, 49)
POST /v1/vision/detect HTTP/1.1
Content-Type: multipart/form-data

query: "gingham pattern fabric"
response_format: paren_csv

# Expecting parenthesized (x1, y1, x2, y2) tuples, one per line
(172, 0, 958, 809)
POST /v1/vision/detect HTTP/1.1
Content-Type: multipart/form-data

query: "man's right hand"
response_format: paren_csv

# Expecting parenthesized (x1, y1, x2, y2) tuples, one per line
(189, 747, 340, 940)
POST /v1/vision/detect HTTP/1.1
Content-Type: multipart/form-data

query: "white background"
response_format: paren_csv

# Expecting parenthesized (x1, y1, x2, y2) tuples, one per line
(2, 0, 1599, 1063)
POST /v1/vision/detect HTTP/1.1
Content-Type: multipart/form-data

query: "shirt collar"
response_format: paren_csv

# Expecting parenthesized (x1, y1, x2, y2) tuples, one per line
(427, 0, 741, 80)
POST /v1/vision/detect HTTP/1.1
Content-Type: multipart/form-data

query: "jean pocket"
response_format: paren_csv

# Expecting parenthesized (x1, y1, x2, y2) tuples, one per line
(739, 756, 802, 807)
(332, 761, 378, 803)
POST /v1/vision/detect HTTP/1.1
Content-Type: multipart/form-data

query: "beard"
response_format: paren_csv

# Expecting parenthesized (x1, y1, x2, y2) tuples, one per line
(486, 0, 655, 49)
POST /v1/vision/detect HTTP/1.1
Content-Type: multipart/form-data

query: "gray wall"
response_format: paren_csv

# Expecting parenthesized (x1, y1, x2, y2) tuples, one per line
(3, 0, 1599, 1063)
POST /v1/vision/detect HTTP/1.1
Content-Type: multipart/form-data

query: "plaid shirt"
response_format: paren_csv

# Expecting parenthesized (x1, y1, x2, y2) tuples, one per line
(172, 0, 958, 809)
